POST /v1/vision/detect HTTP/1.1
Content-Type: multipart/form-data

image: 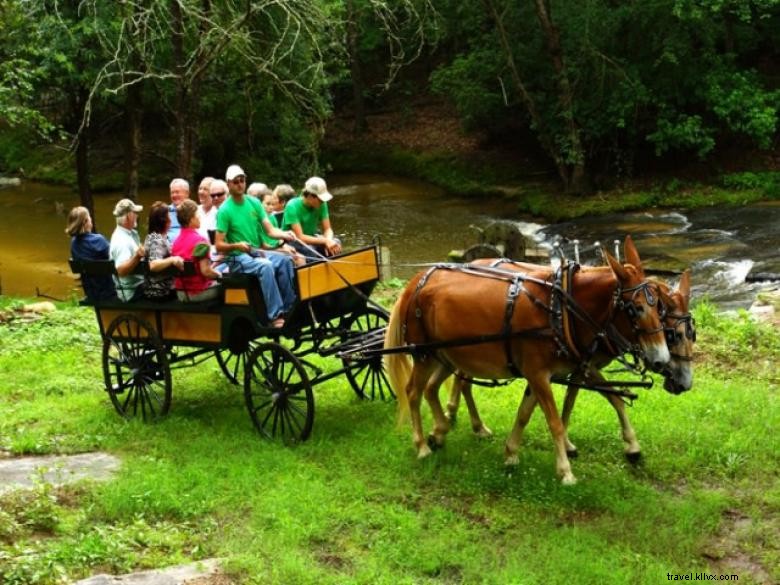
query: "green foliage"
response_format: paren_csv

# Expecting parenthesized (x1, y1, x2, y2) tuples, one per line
(0, 303, 778, 583)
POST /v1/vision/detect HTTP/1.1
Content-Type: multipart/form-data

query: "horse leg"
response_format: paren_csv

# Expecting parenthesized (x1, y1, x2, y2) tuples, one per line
(504, 385, 537, 466)
(561, 386, 580, 458)
(528, 372, 576, 485)
(406, 362, 435, 459)
(424, 364, 455, 449)
(602, 392, 641, 462)
(445, 376, 462, 424)
(448, 376, 492, 438)
(580, 371, 641, 461)
(460, 383, 493, 438)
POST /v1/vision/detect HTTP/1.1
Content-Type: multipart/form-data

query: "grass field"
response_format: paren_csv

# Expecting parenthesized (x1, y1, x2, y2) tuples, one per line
(0, 295, 777, 584)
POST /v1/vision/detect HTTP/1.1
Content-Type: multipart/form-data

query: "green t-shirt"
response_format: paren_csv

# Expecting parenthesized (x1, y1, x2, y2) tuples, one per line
(282, 196, 329, 236)
(260, 212, 281, 248)
(216, 195, 268, 255)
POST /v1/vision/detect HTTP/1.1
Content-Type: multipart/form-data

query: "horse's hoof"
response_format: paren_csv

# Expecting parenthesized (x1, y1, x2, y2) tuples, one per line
(426, 435, 443, 451)
(446, 412, 457, 425)
(561, 474, 578, 486)
(625, 451, 642, 465)
(475, 426, 493, 439)
(417, 444, 433, 459)
(504, 454, 519, 467)
(566, 448, 579, 459)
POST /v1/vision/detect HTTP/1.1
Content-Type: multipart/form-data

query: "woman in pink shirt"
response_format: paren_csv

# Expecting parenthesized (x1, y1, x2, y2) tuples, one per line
(171, 200, 222, 302)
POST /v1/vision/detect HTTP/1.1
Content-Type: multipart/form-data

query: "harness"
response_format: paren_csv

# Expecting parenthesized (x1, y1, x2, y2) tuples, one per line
(401, 260, 665, 397)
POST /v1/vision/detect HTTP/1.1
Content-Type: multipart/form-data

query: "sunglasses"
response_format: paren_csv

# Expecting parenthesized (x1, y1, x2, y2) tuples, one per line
(212, 191, 227, 197)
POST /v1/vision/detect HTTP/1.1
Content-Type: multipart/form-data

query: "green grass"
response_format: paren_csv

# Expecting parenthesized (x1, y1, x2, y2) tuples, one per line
(0, 298, 777, 584)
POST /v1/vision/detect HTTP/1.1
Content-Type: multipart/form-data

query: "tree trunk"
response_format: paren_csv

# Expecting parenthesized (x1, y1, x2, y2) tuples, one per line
(346, 0, 368, 135)
(171, 0, 193, 181)
(124, 80, 142, 200)
(73, 88, 95, 229)
(483, 0, 569, 186)
(533, 0, 587, 193)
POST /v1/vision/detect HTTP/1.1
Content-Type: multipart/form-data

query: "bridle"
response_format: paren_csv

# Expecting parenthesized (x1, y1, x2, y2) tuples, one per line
(659, 303, 696, 363)
(613, 280, 665, 338)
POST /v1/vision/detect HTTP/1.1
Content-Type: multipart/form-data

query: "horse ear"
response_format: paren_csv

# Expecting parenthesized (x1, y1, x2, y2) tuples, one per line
(678, 269, 691, 303)
(658, 286, 676, 311)
(623, 235, 644, 277)
(605, 250, 628, 281)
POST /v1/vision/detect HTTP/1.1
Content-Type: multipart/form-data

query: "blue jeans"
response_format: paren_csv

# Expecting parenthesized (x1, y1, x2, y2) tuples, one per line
(228, 252, 296, 320)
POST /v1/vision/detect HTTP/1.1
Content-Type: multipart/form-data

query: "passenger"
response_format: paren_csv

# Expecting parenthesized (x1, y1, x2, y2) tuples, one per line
(168, 178, 190, 243)
(271, 184, 295, 226)
(210, 179, 228, 209)
(247, 182, 271, 199)
(142, 201, 184, 301)
(208, 179, 230, 264)
(109, 198, 146, 302)
(215, 164, 297, 329)
(259, 190, 306, 267)
(282, 176, 342, 259)
(196, 176, 217, 240)
(65, 206, 116, 301)
(171, 199, 222, 302)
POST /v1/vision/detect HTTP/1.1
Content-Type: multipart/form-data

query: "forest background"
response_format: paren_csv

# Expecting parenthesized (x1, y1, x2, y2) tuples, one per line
(0, 0, 779, 224)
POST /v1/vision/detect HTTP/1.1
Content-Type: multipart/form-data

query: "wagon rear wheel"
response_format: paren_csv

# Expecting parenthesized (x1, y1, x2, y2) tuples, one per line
(244, 342, 314, 443)
(102, 314, 171, 421)
(342, 307, 395, 401)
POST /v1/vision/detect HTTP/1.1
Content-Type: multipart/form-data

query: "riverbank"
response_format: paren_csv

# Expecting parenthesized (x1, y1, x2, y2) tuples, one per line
(0, 296, 778, 584)
(322, 102, 780, 222)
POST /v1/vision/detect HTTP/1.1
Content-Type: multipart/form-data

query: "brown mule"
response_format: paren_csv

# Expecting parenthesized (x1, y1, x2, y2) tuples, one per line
(384, 236, 669, 484)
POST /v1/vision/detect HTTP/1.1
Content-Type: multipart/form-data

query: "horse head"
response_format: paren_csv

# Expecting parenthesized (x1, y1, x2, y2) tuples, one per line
(604, 236, 670, 372)
(657, 270, 695, 394)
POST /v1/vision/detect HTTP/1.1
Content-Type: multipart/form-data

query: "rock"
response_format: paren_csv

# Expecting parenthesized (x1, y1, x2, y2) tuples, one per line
(74, 558, 224, 585)
(0, 177, 21, 187)
(0, 453, 121, 494)
(20, 301, 57, 314)
(749, 289, 780, 325)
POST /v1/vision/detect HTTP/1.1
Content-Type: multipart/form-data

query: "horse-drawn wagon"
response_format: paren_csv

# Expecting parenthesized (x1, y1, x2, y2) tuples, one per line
(70, 243, 393, 443)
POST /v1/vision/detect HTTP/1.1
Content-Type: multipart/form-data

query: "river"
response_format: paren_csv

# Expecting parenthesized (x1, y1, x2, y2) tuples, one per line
(0, 174, 777, 309)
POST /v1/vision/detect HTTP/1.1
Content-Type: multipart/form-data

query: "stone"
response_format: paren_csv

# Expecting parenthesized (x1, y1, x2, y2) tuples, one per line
(74, 559, 223, 585)
(0, 452, 121, 494)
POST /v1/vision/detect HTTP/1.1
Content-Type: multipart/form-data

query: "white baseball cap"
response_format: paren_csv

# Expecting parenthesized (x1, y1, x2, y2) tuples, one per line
(225, 164, 246, 182)
(304, 176, 333, 202)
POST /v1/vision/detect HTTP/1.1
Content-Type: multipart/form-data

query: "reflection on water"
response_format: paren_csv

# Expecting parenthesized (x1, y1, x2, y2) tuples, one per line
(0, 176, 777, 309)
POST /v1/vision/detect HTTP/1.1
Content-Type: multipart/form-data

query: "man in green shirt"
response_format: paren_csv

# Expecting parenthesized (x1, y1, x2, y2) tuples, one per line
(282, 176, 342, 259)
(215, 164, 296, 328)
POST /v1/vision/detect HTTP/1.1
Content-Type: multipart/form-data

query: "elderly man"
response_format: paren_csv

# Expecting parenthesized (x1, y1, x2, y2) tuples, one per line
(168, 178, 190, 243)
(215, 164, 297, 328)
(109, 198, 146, 302)
(282, 176, 342, 258)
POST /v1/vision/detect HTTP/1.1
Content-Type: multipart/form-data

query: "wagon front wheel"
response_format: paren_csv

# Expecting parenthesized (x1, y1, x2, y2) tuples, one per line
(102, 314, 171, 421)
(342, 307, 395, 401)
(244, 342, 314, 443)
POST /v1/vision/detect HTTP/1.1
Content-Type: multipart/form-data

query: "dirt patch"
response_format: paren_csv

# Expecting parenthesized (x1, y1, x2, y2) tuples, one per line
(702, 508, 777, 585)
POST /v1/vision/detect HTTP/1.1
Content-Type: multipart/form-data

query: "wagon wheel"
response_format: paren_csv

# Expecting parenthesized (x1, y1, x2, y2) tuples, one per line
(342, 307, 395, 401)
(215, 342, 257, 386)
(102, 313, 171, 421)
(244, 342, 314, 443)
(215, 320, 257, 385)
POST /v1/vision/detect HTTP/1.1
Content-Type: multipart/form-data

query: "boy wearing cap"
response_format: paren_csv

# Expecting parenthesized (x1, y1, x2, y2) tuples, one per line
(215, 164, 297, 328)
(282, 176, 342, 258)
(110, 198, 146, 302)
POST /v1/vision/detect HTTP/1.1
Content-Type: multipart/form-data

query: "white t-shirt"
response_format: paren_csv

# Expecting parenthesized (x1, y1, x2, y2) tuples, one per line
(110, 225, 143, 301)
(197, 205, 218, 240)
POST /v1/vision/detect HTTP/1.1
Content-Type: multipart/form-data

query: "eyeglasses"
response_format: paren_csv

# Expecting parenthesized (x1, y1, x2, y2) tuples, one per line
(212, 191, 227, 197)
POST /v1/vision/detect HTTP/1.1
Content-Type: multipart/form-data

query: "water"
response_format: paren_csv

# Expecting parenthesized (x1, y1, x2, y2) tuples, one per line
(0, 175, 777, 309)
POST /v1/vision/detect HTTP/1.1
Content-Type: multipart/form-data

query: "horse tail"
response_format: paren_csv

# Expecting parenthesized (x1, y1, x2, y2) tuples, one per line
(384, 294, 412, 421)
